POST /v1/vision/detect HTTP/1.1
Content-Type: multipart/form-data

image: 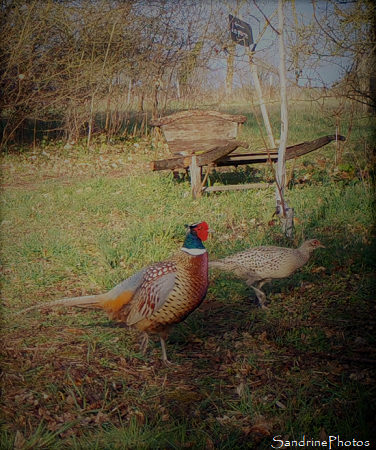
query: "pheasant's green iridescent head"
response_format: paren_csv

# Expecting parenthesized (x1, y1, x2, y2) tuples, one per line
(183, 221, 210, 249)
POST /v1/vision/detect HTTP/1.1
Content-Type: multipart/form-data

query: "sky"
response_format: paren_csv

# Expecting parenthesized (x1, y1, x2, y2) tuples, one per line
(221, 0, 350, 88)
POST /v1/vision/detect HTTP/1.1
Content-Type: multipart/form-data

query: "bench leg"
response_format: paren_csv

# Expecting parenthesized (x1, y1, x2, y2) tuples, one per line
(190, 156, 202, 199)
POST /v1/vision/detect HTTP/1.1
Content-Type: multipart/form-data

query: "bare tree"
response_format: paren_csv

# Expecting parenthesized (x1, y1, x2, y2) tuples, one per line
(275, 0, 294, 239)
(0, 0, 217, 148)
(284, 0, 375, 110)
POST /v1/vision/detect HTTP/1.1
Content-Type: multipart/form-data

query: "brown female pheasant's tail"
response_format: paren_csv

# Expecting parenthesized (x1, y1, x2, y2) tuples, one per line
(209, 260, 231, 271)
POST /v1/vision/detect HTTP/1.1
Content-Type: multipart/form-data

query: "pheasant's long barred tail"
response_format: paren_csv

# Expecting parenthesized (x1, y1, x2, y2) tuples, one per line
(16, 221, 211, 364)
(15, 294, 102, 315)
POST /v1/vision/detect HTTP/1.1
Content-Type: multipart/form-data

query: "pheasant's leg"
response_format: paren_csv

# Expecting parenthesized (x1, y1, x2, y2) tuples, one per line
(160, 337, 168, 361)
(251, 286, 268, 309)
(256, 280, 271, 309)
(160, 337, 173, 366)
(245, 280, 268, 308)
(257, 280, 267, 291)
(139, 333, 149, 355)
(246, 280, 268, 309)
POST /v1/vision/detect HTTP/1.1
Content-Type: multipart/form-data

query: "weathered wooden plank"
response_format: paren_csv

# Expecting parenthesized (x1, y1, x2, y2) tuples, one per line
(214, 135, 346, 167)
(198, 140, 249, 162)
(162, 117, 238, 150)
(190, 155, 202, 198)
(150, 110, 247, 127)
(150, 157, 192, 172)
(203, 183, 274, 192)
(151, 135, 345, 171)
(284, 134, 345, 159)
(215, 153, 278, 166)
(167, 138, 239, 155)
(150, 141, 249, 171)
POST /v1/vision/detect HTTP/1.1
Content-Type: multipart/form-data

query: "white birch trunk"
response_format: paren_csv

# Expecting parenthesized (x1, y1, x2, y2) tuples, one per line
(246, 48, 276, 149)
(225, 41, 236, 98)
(276, 0, 294, 238)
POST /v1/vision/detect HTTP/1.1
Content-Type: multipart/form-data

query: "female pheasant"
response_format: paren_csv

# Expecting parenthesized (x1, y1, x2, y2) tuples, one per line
(209, 239, 324, 308)
(20, 221, 211, 363)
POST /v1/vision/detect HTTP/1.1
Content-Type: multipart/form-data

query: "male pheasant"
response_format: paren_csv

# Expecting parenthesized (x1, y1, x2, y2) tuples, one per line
(209, 239, 324, 308)
(19, 221, 211, 363)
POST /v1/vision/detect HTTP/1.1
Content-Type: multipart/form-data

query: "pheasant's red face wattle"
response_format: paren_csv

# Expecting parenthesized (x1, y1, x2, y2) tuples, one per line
(195, 221, 209, 241)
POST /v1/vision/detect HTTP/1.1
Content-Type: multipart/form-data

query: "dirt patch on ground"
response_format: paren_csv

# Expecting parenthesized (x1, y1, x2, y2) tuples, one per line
(1, 149, 155, 191)
(1, 168, 150, 191)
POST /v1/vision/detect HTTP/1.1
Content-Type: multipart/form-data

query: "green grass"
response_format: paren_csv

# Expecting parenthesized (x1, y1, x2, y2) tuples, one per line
(1, 105, 376, 449)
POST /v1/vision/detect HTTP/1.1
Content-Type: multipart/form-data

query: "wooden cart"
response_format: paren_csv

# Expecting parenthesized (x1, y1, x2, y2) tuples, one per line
(150, 110, 345, 198)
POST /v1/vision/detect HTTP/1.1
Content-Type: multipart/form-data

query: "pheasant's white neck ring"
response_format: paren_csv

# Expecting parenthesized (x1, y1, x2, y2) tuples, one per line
(181, 247, 207, 256)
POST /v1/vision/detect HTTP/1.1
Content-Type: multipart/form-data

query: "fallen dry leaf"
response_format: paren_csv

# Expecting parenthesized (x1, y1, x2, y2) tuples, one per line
(275, 400, 286, 409)
(243, 420, 272, 436)
(14, 431, 26, 450)
(95, 411, 109, 424)
(319, 427, 327, 441)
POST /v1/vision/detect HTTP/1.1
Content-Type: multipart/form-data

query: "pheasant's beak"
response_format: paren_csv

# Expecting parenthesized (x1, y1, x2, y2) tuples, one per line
(208, 228, 215, 234)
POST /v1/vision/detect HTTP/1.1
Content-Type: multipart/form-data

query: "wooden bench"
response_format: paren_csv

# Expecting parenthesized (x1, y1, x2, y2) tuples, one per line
(150, 110, 248, 197)
(150, 110, 346, 197)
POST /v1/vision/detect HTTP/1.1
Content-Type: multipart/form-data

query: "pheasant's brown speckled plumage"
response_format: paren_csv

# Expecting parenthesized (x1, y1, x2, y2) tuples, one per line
(111, 251, 208, 336)
(209, 239, 324, 308)
(19, 222, 210, 362)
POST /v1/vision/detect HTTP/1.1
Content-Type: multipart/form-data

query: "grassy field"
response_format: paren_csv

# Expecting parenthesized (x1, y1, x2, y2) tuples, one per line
(1, 104, 376, 449)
